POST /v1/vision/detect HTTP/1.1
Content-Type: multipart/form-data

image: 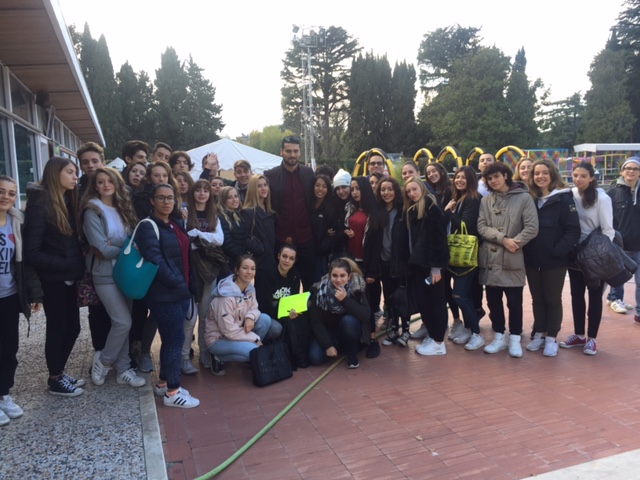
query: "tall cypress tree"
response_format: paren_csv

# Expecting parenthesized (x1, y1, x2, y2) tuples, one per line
(154, 47, 189, 148)
(505, 48, 541, 148)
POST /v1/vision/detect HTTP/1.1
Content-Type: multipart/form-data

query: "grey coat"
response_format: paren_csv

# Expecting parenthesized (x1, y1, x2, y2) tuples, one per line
(477, 183, 539, 287)
(82, 202, 129, 285)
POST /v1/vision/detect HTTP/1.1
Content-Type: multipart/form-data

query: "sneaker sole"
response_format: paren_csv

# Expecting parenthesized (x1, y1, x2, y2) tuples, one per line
(49, 388, 83, 397)
(559, 343, 586, 349)
(464, 342, 485, 351)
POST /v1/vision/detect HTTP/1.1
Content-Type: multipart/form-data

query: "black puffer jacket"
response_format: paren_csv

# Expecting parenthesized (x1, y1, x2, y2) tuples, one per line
(311, 197, 340, 257)
(576, 228, 637, 287)
(608, 178, 640, 251)
(134, 214, 196, 303)
(23, 185, 84, 282)
(407, 198, 449, 271)
(241, 207, 276, 272)
(523, 190, 580, 269)
(218, 210, 264, 270)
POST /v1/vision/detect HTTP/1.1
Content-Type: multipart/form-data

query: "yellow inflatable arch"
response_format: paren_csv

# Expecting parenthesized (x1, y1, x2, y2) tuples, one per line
(412, 148, 434, 164)
(436, 146, 463, 169)
(466, 147, 484, 166)
(352, 148, 393, 176)
(495, 145, 525, 170)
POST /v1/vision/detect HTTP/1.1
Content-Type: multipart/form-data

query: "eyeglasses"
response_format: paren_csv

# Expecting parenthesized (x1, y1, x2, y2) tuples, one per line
(623, 167, 640, 172)
(369, 161, 383, 166)
(154, 195, 175, 203)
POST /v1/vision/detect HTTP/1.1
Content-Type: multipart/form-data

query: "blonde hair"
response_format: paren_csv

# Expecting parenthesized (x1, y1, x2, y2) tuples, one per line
(403, 176, 437, 221)
(219, 186, 242, 229)
(243, 174, 273, 213)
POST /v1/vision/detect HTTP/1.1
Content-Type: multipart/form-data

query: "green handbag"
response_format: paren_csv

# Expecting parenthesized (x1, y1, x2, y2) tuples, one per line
(447, 221, 478, 275)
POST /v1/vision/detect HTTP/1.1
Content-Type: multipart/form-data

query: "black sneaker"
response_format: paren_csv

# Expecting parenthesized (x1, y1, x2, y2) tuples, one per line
(210, 354, 226, 376)
(365, 339, 381, 359)
(63, 372, 86, 388)
(397, 331, 411, 347)
(381, 330, 399, 346)
(346, 356, 360, 369)
(48, 376, 84, 397)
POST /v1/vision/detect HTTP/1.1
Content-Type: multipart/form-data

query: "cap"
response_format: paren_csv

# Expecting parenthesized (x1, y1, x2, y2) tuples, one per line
(621, 157, 640, 171)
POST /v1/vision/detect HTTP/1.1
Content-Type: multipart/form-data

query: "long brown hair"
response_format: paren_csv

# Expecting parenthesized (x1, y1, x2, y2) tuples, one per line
(40, 156, 78, 236)
(452, 166, 480, 203)
(527, 159, 567, 198)
(79, 167, 138, 234)
(187, 179, 219, 231)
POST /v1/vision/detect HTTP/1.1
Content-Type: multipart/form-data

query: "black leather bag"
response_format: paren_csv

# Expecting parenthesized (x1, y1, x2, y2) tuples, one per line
(249, 341, 293, 387)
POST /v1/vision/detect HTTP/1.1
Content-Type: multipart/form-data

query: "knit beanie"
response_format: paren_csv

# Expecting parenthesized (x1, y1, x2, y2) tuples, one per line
(621, 157, 640, 171)
(333, 168, 351, 188)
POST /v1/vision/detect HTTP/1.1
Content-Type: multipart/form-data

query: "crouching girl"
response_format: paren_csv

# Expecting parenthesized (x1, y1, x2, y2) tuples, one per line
(308, 258, 371, 369)
(205, 255, 282, 375)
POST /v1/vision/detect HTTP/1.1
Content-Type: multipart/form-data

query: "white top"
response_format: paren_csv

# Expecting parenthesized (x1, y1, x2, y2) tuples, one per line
(571, 187, 615, 243)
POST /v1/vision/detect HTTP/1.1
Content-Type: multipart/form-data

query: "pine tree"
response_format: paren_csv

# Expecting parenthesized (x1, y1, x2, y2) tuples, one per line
(181, 56, 224, 149)
(505, 48, 542, 148)
(154, 47, 189, 148)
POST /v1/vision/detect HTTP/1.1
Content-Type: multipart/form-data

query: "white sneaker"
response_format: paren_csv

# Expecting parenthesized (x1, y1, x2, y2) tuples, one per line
(117, 369, 146, 387)
(415, 336, 432, 353)
(0, 409, 9, 426)
(526, 332, 545, 352)
(610, 299, 628, 314)
(447, 320, 464, 340)
(91, 352, 110, 386)
(453, 328, 472, 345)
(465, 333, 485, 351)
(509, 334, 523, 358)
(484, 332, 508, 354)
(543, 337, 558, 357)
(163, 388, 200, 409)
(0, 395, 23, 419)
(410, 324, 429, 339)
(416, 339, 446, 356)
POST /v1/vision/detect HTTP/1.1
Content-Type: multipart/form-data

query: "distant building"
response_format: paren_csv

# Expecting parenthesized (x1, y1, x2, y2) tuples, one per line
(0, 0, 103, 203)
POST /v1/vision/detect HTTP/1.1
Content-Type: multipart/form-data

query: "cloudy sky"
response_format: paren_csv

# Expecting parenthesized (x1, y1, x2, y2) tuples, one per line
(57, 0, 624, 139)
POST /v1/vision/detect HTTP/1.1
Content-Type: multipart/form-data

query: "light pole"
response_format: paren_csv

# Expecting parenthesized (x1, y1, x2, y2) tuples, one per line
(292, 26, 325, 170)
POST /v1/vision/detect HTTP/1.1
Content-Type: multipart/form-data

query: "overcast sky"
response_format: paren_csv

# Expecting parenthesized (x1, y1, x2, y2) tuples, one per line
(57, 0, 624, 139)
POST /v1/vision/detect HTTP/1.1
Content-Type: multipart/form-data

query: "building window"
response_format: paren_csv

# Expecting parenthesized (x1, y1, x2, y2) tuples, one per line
(0, 66, 5, 108)
(0, 117, 9, 176)
(14, 124, 37, 196)
(9, 76, 33, 124)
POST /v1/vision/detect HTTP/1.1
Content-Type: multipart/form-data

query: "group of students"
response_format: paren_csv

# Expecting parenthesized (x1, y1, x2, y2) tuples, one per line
(0, 136, 634, 423)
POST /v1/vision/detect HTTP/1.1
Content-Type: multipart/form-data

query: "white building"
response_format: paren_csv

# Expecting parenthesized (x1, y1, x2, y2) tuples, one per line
(0, 0, 103, 204)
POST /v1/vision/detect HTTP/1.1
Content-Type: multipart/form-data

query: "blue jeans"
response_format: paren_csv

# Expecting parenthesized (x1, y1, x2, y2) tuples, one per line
(607, 250, 640, 315)
(148, 298, 190, 390)
(308, 314, 361, 365)
(207, 313, 282, 363)
(449, 269, 479, 334)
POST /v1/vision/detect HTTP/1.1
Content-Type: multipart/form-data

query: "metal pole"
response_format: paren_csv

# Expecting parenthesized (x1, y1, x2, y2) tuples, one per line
(307, 46, 316, 170)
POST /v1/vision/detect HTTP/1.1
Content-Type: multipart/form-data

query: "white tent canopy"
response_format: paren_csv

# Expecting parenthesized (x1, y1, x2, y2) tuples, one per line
(188, 138, 282, 178)
(574, 143, 640, 153)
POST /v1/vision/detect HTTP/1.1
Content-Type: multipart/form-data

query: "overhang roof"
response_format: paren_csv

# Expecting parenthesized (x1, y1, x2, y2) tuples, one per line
(0, 0, 104, 145)
(574, 143, 640, 153)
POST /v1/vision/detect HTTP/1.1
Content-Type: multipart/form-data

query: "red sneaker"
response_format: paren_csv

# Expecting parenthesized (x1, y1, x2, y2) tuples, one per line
(559, 334, 587, 348)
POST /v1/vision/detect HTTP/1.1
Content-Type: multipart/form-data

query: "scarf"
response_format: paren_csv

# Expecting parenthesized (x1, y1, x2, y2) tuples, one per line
(315, 276, 350, 315)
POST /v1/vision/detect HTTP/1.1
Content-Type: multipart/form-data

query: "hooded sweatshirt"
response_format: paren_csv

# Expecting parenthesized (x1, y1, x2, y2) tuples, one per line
(204, 274, 262, 347)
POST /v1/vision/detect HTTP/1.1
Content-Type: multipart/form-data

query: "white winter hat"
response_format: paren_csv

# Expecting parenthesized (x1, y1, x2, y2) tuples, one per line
(333, 168, 351, 188)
